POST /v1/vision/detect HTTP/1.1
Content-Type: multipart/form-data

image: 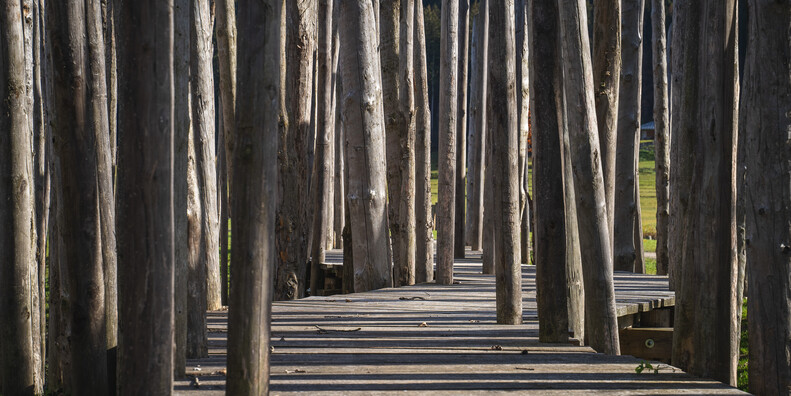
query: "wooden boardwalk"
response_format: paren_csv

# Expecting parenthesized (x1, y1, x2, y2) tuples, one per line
(174, 250, 745, 395)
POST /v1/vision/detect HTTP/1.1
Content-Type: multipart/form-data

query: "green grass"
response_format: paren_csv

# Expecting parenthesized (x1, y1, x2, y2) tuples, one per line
(643, 238, 656, 253)
(738, 299, 749, 391)
(644, 258, 656, 275)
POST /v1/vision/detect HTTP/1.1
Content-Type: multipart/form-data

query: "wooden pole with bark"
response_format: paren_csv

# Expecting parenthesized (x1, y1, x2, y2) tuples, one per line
(436, 0, 459, 285)
(613, 0, 645, 273)
(592, 0, 621, 241)
(489, 0, 522, 325)
(339, 0, 393, 293)
(398, 0, 417, 284)
(311, 0, 336, 294)
(667, 0, 694, 291)
(226, 0, 279, 392)
(115, 0, 175, 393)
(382, 0, 416, 287)
(48, 1, 109, 391)
(651, 0, 670, 275)
(515, 0, 530, 265)
(743, 2, 791, 393)
(215, 0, 236, 183)
(0, 1, 39, 392)
(190, 0, 221, 311)
(86, 0, 119, 376)
(531, 0, 580, 343)
(277, 0, 316, 300)
(32, 0, 50, 380)
(465, 7, 487, 252)
(671, 0, 740, 385)
(561, 95, 586, 343)
(454, 0, 469, 259)
(173, 0, 191, 376)
(557, 0, 620, 355)
(414, 0, 434, 284)
(215, 0, 236, 306)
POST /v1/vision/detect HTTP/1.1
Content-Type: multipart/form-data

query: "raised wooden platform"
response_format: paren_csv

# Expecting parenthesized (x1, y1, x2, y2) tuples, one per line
(174, 250, 744, 395)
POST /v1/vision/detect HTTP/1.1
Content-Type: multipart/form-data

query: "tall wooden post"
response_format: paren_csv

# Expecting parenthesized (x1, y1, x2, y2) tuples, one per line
(339, 0, 393, 293)
(743, 2, 791, 393)
(0, 1, 39, 393)
(436, 0, 459, 285)
(489, 0, 522, 325)
(226, 0, 279, 392)
(672, 0, 740, 385)
(651, 0, 670, 276)
(414, 0, 434, 283)
(557, 0, 620, 355)
(116, 0, 175, 393)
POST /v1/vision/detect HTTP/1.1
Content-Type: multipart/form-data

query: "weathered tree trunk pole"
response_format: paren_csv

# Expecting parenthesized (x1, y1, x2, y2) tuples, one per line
(48, 1, 109, 391)
(454, 0, 469, 259)
(311, 0, 336, 294)
(218, 112, 229, 305)
(226, 0, 279, 392)
(215, 0, 236, 307)
(482, 128, 495, 275)
(465, 6, 487, 252)
(215, 0, 236, 182)
(330, 2, 342, 250)
(531, 0, 577, 343)
(613, 0, 645, 273)
(671, 0, 740, 385)
(515, 0, 530, 265)
(47, 155, 70, 393)
(116, 0, 175, 393)
(187, 16, 207, 361)
(333, 13, 345, 250)
(592, 0, 621, 242)
(557, 0, 620, 355)
(398, 0, 417, 284)
(23, 3, 43, 382)
(482, 26, 496, 277)
(173, 0, 190, 376)
(0, 1, 39, 392)
(414, 0, 434, 283)
(339, 0, 393, 293)
(743, 2, 791, 393)
(32, 0, 50, 379)
(436, 0, 459, 285)
(381, 0, 414, 287)
(561, 95, 586, 343)
(277, 0, 316, 300)
(103, 0, 117, 172)
(489, 0, 522, 325)
(86, 0, 119, 378)
(651, 0, 670, 275)
(190, 0, 221, 311)
(667, 0, 694, 291)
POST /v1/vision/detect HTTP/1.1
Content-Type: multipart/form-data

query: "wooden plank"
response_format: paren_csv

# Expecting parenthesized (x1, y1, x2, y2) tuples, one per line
(174, 250, 744, 395)
(619, 327, 673, 364)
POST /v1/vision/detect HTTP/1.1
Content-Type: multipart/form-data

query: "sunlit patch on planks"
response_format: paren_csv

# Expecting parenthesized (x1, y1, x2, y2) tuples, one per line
(174, 249, 745, 395)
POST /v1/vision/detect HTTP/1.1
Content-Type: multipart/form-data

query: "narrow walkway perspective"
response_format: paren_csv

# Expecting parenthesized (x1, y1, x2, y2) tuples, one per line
(175, 251, 745, 395)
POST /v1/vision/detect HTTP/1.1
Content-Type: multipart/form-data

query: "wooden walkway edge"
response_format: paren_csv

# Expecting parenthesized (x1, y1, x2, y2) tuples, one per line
(174, 250, 745, 395)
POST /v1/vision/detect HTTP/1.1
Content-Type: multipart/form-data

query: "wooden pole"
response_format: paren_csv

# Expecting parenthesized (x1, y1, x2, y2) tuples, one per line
(557, 0, 620, 355)
(116, 0, 175, 393)
(489, 0, 522, 325)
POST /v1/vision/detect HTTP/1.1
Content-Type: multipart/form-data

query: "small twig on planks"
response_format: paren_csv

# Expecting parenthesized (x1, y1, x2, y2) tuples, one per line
(314, 325, 362, 334)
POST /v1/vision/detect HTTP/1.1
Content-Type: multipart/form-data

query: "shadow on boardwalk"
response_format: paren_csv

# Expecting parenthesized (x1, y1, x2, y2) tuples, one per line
(175, 250, 745, 395)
